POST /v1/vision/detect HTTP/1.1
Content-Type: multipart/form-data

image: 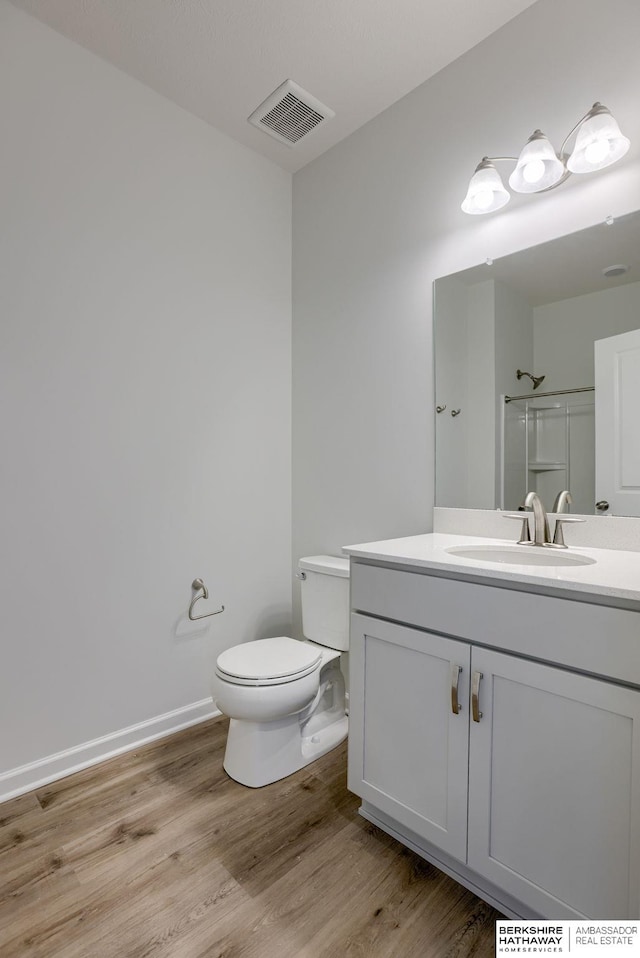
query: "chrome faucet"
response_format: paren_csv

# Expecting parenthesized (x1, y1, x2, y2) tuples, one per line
(552, 490, 572, 514)
(504, 490, 584, 548)
(523, 491, 551, 546)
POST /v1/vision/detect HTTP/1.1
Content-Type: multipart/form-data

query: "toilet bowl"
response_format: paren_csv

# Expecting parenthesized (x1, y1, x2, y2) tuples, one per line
(212, 555, 350, 788)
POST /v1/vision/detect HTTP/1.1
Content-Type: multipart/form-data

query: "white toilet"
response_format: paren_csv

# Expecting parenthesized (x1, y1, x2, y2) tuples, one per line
(212, 555, 350, 788)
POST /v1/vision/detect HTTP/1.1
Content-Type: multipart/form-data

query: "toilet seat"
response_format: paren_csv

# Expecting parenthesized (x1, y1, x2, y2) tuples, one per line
(216, 636, 323, 687)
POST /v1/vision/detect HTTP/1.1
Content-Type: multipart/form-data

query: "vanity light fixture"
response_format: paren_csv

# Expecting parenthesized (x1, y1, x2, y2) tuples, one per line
(461, 103, 630, 215)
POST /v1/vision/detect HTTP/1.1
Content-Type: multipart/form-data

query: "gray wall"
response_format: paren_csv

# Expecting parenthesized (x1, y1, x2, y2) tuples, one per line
(533, 281, 640, 514)
(534, 282, 640, 391)
(1, 2, 292, 789)
(433, 276, 471, 507)
(292, 0, 640, 634)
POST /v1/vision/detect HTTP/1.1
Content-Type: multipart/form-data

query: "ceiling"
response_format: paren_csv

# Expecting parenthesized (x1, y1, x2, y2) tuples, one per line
(445, 210, 640, 306)
(8, 0, 539, 173)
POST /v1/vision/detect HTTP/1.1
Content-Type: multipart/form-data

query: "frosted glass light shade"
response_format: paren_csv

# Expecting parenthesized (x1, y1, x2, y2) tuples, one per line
(567, 103, 630, 173)
(509, 130, 566, 193)
(461, 159, 510, 215)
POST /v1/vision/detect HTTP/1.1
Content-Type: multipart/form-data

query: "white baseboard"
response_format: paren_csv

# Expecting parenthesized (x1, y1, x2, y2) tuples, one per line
(0, 699, 220, 804)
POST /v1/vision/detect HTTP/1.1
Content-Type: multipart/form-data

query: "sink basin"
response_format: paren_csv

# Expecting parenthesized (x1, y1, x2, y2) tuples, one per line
(445, 545, 596, 567)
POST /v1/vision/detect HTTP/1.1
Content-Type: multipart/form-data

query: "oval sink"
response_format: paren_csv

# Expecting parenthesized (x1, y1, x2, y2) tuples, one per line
(445, 545, 596, 567)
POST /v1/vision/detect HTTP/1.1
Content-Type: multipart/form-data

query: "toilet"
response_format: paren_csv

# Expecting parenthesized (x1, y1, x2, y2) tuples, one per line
(212, 555, 350, 788)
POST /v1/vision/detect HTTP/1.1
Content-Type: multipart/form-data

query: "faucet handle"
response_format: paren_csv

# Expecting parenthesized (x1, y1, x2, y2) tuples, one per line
(502, 512, 531, 544)
(552, 516, 585, 548)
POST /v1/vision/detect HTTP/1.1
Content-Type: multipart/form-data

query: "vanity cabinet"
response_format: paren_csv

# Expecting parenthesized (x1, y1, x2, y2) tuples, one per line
(468, 645, 640, 919)
(349, 615, 470, 861)
(348, 562, 640, 920)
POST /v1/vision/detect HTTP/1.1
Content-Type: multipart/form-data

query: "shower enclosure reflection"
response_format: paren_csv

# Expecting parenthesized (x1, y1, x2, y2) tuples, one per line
(434, 210, 640, 516)
(503, 390, 595, 515)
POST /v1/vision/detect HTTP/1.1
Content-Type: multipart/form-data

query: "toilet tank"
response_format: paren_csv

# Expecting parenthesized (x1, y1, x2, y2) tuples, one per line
(299, 555, 350, 651)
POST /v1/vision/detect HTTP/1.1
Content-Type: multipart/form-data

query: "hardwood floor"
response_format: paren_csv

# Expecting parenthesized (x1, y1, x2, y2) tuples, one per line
(0, 717, 500, 957)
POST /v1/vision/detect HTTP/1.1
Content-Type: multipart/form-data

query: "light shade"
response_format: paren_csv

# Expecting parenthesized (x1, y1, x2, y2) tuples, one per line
(567, 102, 630, 174)
(509, 130, 566, 193)
(461, 159, 510, 215)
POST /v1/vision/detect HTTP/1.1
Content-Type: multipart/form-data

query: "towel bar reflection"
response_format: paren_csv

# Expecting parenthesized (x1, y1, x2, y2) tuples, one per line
(189, 578, 225, 621)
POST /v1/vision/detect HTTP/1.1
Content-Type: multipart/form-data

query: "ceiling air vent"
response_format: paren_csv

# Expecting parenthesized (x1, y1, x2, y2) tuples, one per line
(248, 80, 335, 147)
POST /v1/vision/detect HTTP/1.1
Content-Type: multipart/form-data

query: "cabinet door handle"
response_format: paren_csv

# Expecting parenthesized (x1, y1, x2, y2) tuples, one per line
(450, 663, 462, 715)
(472, 671, 483, 723)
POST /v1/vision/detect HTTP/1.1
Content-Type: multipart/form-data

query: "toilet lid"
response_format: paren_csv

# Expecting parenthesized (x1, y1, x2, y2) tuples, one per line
(216, 637, 323, 684)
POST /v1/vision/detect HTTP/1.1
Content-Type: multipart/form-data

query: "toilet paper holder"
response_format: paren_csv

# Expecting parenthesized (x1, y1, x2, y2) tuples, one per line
(189, 578, 225, 621)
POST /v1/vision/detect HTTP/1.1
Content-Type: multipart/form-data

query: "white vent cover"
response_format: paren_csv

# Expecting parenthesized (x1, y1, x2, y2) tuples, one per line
(248, 79, 335, 147)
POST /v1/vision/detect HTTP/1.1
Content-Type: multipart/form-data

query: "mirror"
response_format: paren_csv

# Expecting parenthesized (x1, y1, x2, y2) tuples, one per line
(434, 210, 640, 516)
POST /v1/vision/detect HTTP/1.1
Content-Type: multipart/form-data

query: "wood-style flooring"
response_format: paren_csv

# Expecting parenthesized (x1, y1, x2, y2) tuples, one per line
(0, 716, 500, 957)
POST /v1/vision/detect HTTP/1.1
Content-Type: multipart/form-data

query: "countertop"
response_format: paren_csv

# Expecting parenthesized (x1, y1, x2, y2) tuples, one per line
(343, 532, 640, 607)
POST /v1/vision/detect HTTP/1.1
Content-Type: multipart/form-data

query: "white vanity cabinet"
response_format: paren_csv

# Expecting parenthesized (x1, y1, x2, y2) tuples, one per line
(349, 615, 471, 861)
(468, 646, 640, 919)
(347, 559, 640, 920)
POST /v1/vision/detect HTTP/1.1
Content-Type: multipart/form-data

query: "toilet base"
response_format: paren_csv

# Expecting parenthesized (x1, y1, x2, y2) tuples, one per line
(223, 711, 348, 788)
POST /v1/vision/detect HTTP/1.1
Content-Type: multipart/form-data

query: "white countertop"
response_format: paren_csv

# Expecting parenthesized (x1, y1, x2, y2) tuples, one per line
(343, 532, 640, 606)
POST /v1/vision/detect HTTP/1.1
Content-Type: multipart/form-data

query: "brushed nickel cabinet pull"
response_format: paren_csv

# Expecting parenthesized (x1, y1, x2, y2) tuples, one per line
(450, 663, 462, 715)
(472, 671, 483, 723)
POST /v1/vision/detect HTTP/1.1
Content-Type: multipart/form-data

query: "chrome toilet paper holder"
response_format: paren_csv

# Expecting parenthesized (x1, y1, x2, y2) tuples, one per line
(189, 578, 225, 621)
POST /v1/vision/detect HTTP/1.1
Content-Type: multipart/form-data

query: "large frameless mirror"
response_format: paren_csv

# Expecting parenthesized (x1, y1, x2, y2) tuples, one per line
(434, 210, 640, 516)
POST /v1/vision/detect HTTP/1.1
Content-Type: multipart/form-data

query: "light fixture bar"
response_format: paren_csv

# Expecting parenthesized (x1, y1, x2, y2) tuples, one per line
(461, 102, 630, 215)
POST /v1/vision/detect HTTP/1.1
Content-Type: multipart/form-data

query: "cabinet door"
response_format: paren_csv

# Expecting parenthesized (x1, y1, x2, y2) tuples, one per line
(348, 613, 470, 861)
(468, 647, 640, 919)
